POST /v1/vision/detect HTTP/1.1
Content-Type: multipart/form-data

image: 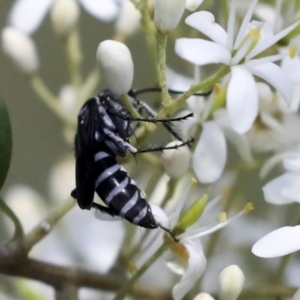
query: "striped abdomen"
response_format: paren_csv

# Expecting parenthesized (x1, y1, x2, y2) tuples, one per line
(94, 150, 157, 229)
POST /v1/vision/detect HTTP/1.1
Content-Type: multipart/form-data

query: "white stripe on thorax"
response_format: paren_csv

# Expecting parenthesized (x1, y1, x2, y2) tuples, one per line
(103, 128, 137, 154)
(98, 106, 116, 130)
(94, 151, 110, 162)
(95, 164, 120, 188)
(133, 206, 148, 224)
(105, 177, 129, 204)
(119, 191, 139, 217)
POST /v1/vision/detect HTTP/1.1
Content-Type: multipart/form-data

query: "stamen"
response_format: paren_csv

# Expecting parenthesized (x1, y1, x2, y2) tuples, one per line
(244, 202, 254, 213)
(249, 28, 261, 41)
(289, 45, 297, 59)
(218, 212, 227, 222)
(178, 206, 250, 240)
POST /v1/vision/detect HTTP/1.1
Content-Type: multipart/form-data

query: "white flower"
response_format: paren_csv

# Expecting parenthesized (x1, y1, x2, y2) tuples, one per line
(96, 40, 134, 95)
(152, 194, 249, 300)
(175, 0, 297, 133)
(279, 45, 300, 113)
(252, 225, 300, 257)
(193, 122, 227, 183)
(8, 0, 121, 35)
(1, 27, 39, 74)
(154, 0, 186, 33)
(167, 68, 237, 184)
(263, 150, 300, 204)
(246, 81, 300, 153)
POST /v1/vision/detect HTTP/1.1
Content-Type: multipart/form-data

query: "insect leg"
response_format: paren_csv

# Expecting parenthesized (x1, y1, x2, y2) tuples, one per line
(107, 110, 193, 123)
(135, 138, 194, 154)
(103, 128, 138, 154)
(92, 202, 118, 217)
(130, 87, 213, 97)
(157, 223, 179, 242)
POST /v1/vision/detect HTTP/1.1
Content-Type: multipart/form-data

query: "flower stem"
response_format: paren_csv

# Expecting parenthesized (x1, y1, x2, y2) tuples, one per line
(162, 66, 230, 115)
(23, 197, 75, 252)
(79, 68, 100, 106)
(113, 241, 171, 300)
(30, 75, 75, 127)
(157, 33, 172, 108)
(120, 94, 154, 133)
(139, 0, 159, 81)
(120, 94, 140, 118)
(64, 30, 82, 89)
(0, 197, 24, 239)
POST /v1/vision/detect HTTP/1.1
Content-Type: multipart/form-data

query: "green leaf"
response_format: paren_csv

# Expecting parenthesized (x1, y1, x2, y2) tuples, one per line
(0, 96, 12, 191)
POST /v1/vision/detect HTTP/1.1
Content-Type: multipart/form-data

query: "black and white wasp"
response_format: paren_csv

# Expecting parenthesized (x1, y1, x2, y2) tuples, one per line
(71, 89, 193, 230)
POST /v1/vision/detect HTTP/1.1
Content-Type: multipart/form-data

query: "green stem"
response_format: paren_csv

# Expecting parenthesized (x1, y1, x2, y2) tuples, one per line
(161, 178, 178, 209)
(0, 198, 24, 239)
(114, 241, 171, 300)
(120, 94, 140, 118)
(23, 198, 75, 252)
(139, 0, 159, 81)
(64, 30, 82, 89)
(162, 66, 230, 115)
(157, 33, 172, 107)
(30, 75, 75, 127)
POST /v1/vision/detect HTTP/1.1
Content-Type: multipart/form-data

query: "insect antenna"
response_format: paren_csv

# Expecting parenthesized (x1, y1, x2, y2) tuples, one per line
(132, 87, 212, 97)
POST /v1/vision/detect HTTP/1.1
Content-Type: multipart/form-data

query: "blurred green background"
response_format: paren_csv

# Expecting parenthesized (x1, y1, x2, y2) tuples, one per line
(0, 0, 151, 196)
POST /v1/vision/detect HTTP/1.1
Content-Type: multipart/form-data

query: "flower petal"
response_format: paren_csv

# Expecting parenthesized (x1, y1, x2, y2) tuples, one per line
(172, 241, 207, 300)
(246, 62, 293, 106)
(281, 54, 300, 84)
(80, 0, 120, 22)
(293, 288, 300, 300)
(227, 66, 258, 133)
(283, 153, 300, 172)
(248, 20, 300, 59)
(8, 0, 54, 34)
(175, 38, 231, 65)
(252, 226, 300, 257)
(233, 0, 258, 49)
(185, 11, 228, 47)
(263, 173, 300, 204)
(193, 122, 227, 183)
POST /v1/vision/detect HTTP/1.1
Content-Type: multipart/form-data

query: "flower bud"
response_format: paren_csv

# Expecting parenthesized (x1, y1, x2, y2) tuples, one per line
(219, 265, 245, 300)
(1, 27, 39, 74)
(154, 0, 186, 33)
(193, 293, 215, 300)
(115, 0, 141, 37)
(96, 40, 134, 95)
(59, 84, 78, 116)
(162, 141, 190, 179)
(186, 0, 204, 11)
(50, 0, 80, 36)
(176, 193, 208, 231)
